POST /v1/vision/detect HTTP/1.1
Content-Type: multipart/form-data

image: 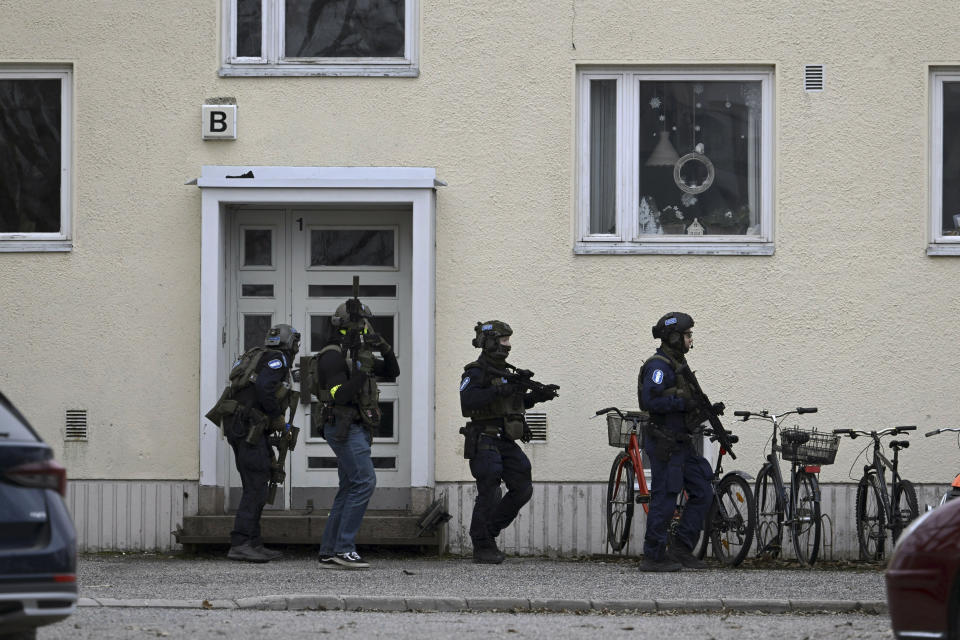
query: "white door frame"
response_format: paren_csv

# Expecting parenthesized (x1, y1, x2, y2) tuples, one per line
(196, 166, 438, 511)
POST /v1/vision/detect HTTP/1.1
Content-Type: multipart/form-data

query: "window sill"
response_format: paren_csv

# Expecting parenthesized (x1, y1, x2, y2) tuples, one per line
(218, 63, 419, 78)
(0, 239, 72, 253)
(927, 242, 960, 256)
(574, 240, 774, 256)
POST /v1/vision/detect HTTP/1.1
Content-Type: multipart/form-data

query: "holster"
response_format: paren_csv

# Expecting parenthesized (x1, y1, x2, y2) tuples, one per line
(332, 405, 359, 441)
(311, 401, 335, 439)
(459, 423, 480, 459)
(243, 407, 269, 445)
(646, 423, 688, 459)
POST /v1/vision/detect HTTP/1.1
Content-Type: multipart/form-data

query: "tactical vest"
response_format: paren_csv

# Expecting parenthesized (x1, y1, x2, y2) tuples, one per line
(461, 360, 526, 440)
(639, 352, 693, 411)
(205, 347, 291, 430)
(311, 343, 382, 428)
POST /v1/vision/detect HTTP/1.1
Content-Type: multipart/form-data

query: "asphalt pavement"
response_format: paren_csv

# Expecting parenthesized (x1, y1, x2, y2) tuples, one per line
(76, 549, 888, 615)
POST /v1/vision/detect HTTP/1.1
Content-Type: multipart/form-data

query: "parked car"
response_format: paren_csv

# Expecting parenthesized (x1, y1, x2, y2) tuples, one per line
(886, 497, 960, 640)
(0, 391, 77, 639)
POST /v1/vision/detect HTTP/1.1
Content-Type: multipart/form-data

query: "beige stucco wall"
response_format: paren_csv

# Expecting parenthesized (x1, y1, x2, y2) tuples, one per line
(1, 1, 958, 486)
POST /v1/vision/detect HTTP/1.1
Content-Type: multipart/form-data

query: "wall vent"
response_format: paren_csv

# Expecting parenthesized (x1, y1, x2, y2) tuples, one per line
(65, 410, 88, 441)
(525, 412, 548, 442)
(804, 64, 824, 92)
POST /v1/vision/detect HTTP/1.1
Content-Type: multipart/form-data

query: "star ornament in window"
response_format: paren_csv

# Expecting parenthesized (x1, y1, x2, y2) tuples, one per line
(649, 97, 662, 109)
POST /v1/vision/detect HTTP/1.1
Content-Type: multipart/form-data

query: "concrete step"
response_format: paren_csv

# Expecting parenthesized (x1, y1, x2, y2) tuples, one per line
(176, 511, 441, 548)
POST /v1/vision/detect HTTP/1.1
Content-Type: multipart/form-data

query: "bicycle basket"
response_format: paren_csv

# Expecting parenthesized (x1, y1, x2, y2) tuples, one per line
(780, 428, 840, 465)
(606, 411, 649, 448)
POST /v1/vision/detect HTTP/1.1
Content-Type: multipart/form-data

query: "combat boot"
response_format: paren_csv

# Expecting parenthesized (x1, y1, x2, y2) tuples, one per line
(472, 543, 506, 564)
(638, 555, 682, 572)
(255, 545, 282, 560)
(227, 542, 272, 563)
(667, 542, 707, 569)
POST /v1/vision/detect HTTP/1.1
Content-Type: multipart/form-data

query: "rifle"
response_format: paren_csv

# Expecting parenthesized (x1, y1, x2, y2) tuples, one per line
(676, 365, 736, 459)
(490, 363, 560, 401)
(267, 390, 301, 504)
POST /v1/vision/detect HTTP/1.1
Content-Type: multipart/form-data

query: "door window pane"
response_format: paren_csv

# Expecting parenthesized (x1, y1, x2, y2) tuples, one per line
(284, 0, 405, 58)
(941, 81, 960, 236)
(308, 284, 397, 298)
(589, 79, 617, 235)
(243, 229, 273, 266)
(638, 80, 761, 236)
(237, 0, 262, 57)
(244, 314, 273, 352)
(310, 229, 395, 267)
(374, 401, 394, 438)
(241, 284, 274, 297)
(0, 78, 61, 233)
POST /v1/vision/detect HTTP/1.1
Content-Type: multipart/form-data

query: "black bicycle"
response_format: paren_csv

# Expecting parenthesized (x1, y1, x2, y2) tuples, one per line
(691, 424, 757, 566)
(834, 425, 918, 561)
(735, 407, 836, 566)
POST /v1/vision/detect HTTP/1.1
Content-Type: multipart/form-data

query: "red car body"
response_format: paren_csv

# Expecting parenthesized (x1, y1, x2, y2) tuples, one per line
(886, 497, 960, 640)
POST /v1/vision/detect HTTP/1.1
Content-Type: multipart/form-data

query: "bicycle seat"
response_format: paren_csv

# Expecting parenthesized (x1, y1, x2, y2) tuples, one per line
(781, 431, 810, 445)
(890, 440, 910, 450)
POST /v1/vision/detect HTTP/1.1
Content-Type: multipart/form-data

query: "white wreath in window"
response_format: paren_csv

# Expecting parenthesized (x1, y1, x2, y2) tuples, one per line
(673, 152, 715, 194)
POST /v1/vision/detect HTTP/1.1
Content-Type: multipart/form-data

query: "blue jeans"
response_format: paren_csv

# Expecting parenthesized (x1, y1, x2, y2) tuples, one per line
(319, 423, 377, 555)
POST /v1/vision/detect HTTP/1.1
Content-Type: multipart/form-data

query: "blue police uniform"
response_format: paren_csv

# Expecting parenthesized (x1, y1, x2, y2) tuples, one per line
(639, 347, 713, 560)
(226, 349, 290, 548)
(460, 360, 536, 551)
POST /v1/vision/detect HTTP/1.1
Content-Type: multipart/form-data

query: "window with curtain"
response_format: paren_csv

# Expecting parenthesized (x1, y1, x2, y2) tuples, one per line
(577, 68, 774, 255)
(221, 0, 418, 77)
(931, 72, 960, 254)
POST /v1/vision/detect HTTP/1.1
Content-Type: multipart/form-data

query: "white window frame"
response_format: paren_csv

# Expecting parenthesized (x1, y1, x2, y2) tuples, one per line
(0, 65, 72, 252)
(576, 66, 775, 256)
(929, 70, 960, 255)
(220, 0, 420, 77)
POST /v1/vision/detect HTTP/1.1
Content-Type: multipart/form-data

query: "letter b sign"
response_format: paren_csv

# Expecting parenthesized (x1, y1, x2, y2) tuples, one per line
(202, 105, 237, 140)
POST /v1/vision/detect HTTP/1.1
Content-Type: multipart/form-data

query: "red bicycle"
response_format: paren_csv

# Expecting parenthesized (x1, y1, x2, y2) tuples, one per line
(597, 407, 651, 551)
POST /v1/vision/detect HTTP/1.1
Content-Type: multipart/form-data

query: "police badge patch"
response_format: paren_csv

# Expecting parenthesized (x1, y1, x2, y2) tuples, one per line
(459, 377, 470, 391)
(267, 359, 283, 369)
(652, 369, 664, 384)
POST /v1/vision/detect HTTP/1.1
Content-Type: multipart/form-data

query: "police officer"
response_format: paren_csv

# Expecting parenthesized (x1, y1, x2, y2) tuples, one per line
(637, 312, 715, 572)
(460, 321, 557, 564)
(226, 324, 300, 563)
(313, 297, 399, 569)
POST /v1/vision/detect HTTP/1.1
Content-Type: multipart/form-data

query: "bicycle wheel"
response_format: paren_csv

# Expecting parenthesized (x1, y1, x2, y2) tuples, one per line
(891, 479, 919, 544)
(856, 473, 886, 561)
(606, 452, 635, 551)
(790, 470, 821, 566)
(708, 474, 756, 566)
(754, 464, 784, 559)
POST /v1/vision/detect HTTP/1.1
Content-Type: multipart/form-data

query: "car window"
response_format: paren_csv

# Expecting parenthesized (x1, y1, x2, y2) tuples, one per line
(0, 400, 38, 442)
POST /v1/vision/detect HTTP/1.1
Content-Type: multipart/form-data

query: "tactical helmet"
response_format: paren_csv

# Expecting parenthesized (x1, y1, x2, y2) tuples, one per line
(472, 320, 513, 360)
(652, 312, 694, 353)
(331, 298, 373, 333)
(265, 323, 301, 354)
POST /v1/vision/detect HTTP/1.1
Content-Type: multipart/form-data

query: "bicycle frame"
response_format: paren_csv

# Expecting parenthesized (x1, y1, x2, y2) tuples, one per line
(925, 427, 960, 507)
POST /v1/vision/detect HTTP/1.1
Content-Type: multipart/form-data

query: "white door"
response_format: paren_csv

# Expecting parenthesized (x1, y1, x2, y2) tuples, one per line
(227, 206, 413, 511)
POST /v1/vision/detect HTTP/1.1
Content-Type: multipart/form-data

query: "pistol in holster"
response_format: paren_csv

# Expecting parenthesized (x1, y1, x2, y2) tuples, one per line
(459, 423, 480, 460)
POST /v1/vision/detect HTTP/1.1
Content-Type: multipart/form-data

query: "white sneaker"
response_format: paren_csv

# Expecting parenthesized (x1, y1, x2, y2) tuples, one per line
(333, 551, 370, 569)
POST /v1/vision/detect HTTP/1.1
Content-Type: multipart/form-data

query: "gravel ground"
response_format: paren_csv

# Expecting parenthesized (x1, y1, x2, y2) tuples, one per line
(77, 550, 887, 603)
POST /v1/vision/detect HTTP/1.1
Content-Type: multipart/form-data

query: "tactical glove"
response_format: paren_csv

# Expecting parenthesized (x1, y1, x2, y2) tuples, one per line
(521, 424, 534, 443)
(366, 333, 392, 354)
(269, 415, 285, 431)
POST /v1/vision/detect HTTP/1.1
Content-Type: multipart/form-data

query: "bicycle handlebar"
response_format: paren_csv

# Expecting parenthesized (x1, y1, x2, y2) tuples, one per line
(926, 427, 960, 437)
(733, 410, 750, 417)
(797, 407, 818, 414)
(595, 407, 618, 417)
(834, 425, 916, 439)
